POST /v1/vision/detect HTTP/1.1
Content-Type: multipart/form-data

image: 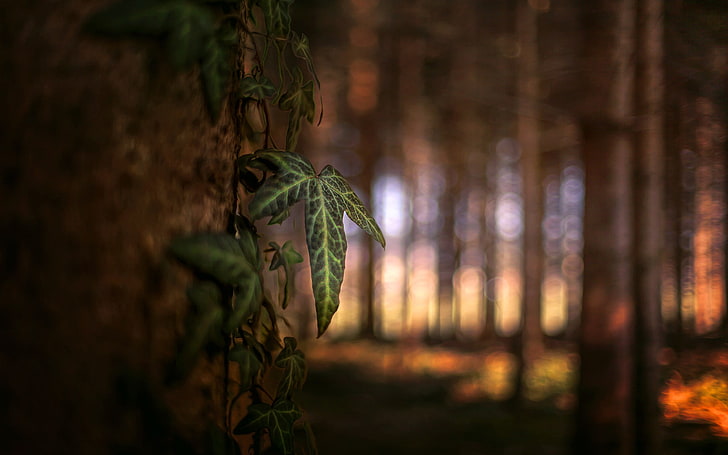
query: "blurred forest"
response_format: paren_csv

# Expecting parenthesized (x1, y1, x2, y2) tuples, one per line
(2, 0, 728, 455)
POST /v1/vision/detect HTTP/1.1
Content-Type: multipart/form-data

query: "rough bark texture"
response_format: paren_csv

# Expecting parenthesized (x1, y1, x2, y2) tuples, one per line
(574, 1, 636, 454)
(1, 2, 237, 454)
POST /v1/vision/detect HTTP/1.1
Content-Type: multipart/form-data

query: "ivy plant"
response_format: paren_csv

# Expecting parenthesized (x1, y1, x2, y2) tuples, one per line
(86, 0, 384, 454)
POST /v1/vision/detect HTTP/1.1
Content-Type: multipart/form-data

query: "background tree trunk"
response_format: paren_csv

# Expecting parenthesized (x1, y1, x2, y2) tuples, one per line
(574, 0, 636, 454)
(512, 0, 544, 405)
(633, 0, 665, 453)
(1, 2, 237, 453)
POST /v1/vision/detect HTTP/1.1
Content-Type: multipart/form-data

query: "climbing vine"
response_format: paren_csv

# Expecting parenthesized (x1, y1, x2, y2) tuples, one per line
(86, 1, 384, 454)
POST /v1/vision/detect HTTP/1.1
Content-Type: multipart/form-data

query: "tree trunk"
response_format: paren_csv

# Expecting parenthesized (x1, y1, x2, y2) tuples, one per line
(632, 0, 665, 453)
(574, 1, 636, 454)
(1, 1, 238, 454)
(512, 0, 544, 405)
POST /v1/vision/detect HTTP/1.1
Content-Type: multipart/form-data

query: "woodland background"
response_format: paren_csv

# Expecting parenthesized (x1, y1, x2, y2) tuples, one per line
(2, 1, 728, 455)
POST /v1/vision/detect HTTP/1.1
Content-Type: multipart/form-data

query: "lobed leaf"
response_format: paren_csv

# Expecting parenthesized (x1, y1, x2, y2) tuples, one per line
(318, 166, 385, 247)
(170, 233, 254, 286)
(274, 337, 307, 398)
(279, 76, 316, 153)
(248, 150, 315, 221)
(305, 181, 346, 336)
(229, 344, 262, 392)
(239, 75, 277, 100)
(234, 399, 302, 455)
(243, 151, 385, 337)
(267, 241, 303, 309)
(254, 0, 294, 38)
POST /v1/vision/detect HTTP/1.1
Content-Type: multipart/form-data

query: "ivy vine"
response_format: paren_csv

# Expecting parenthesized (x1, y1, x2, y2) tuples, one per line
(86, 1, 384, 454)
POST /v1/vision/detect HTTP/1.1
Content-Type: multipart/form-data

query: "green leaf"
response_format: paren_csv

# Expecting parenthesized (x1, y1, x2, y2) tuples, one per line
(174, 289, 225, 379)
(170, 233, 255, 286)
(235, 215, 262, 270)
(200, 34, 232, 121)
(278, 75, 316, 152)
(164, 3, 216, 69)
(267, 240, 304, 309)
(290, 31, 320, 89)
(318, 166, 386, 248)
(227, 276, 263, 331)
(245, 150, 384, 336)
(305, 175, 346, 336)
(274, 337, 307, 398)
(234, 399, 302, 455)
(239, 75, 277, 100)
(84, 0, 174, 36)
(170, 233, 263, 331)
(248, 150, 315, 222)
(254, 0, 294, 38)
(229, 344, 262, 392)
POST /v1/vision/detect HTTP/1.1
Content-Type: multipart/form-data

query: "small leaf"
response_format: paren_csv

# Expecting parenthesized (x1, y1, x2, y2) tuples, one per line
(226, 276, 263, 331)
(290, 31, 321, 88)
(278, 75, 316, 152)
(236, 153, 265, 193)
(254, 0, 294, 38)
(234, 399, 302, 455)
(267, 240, 303, 309)
(239, 75, 276, 100)
(274, 337, 307, 398)
(235, 215, 262, 270)
(229, 344, 262, 392)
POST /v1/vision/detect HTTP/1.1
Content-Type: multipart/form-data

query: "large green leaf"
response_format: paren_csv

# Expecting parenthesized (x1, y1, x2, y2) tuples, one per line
(274, 337, 306, 398)
(248, 150, 315, 222)
(318, 166, 385, 248)
(305, 177, 346, 336)
(233, 399, 302, 455)
(245, 150, 384, 336)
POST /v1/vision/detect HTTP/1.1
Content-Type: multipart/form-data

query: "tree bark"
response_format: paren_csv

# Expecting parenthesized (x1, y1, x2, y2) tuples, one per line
(574, 1, 636, 454)
(1, 2, 238, 453)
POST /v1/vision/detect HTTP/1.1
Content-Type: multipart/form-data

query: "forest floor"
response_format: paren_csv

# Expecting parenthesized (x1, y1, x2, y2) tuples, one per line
(298, 340, 728, 455)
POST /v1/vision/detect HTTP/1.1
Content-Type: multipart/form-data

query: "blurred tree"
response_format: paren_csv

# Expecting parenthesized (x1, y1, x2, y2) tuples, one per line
(512, 0, 544, 405)
(574, 0, 636, 454)
(633, 0, 665, 453)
